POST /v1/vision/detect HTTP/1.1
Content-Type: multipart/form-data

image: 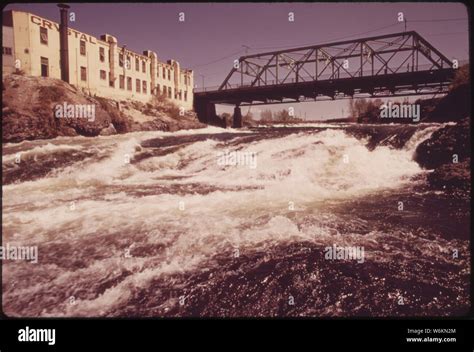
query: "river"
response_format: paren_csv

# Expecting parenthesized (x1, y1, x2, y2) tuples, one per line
(2, 123, 470, 317)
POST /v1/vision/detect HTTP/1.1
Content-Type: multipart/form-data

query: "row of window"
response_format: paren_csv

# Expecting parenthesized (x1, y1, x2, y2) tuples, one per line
(115, 74, 148, 94)
(156, 83, 188, 101)
(101, 70, 188, 101)
(39, 27, 191, 85)
(39, 57, 188, 101)
(117, 52, 147, 74)
(97, 47, 190, 85)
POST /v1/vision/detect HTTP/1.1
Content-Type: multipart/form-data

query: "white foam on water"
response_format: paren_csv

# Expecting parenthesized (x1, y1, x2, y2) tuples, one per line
(2, 124, 446, 316)
(2, 143, 84, 163)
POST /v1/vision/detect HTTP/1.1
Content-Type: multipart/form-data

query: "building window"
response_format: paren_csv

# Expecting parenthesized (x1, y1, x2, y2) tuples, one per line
(184, 91, 187, 101)
(142, 61, 146, 73)
(40, 57, 49, 77)
(2, 47, 12, 55)
(80, 66, 87, 81)
(119, 54, 124, 67)
(184, 75, 187, 85)
(162, 67, 166, 77)
(109, 72, 115, 88)
(143, 81, 147, 94)
(163, 85, 166, 95)
(80, 40, 86, 56)
(127, 77, 132, 91)
(136, 79, 141, 93)
(126, 55, 131, 70)
(168, 69, 171, 80)
(100, 70, 106, 80)
(157, 67, 160, 78)
(156, 84, 160, 94)
(119, 75, 125, 89)
(135, 58, 139, 71)
(40, 27, 48, 45)
(168, 86, 172, 98)
(99, 47, 105, 62)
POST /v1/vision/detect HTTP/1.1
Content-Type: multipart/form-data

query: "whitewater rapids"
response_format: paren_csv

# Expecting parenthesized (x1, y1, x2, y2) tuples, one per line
(2, 124, 470, 317)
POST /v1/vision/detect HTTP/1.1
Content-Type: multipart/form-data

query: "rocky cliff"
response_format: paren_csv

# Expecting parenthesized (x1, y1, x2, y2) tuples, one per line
(414, 117, 470, 193)
(2, 74, 204, 143)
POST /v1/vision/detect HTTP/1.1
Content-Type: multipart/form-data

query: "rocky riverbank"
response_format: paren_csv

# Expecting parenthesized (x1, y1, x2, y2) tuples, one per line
(2, 74, 205, 143)
(414, 117, 470, 195)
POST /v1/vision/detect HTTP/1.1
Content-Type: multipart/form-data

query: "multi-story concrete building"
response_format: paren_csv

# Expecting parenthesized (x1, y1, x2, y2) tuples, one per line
(2, 9, 194, 109)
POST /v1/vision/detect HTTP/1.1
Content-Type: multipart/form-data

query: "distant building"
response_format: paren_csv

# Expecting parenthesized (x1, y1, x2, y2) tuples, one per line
(2, 10, 194, 109)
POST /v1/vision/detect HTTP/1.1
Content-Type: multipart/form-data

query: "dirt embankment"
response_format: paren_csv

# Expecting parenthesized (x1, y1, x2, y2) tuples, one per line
(2, 74, 205, 143)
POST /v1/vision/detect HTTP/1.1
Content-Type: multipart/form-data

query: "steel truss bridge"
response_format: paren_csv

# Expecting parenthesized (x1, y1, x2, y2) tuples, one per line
(193, 31, 455, 127)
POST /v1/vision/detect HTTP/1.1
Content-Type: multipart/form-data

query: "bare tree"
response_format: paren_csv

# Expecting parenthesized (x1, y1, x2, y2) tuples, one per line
(260, 109, 273, 122)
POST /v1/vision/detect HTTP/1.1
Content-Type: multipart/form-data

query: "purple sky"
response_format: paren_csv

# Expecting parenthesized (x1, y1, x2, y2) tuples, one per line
(5, 3, 469, 119)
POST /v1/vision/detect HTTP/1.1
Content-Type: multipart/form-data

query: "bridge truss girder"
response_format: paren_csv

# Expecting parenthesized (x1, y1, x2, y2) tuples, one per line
(218, 31, 454, 91)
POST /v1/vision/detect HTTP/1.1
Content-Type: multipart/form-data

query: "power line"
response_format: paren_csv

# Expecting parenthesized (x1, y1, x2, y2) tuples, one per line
(225, 17, 467, 53)
(249, 22, 402, 51)
(428, 31, 467, 37)
(189, 48, 245, 69)
(409, 17, 467, 23)
(191, 16, 467, 69)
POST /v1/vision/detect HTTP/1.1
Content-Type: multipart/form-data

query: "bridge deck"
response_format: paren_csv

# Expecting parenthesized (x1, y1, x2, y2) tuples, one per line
(195, 69, 454, 105)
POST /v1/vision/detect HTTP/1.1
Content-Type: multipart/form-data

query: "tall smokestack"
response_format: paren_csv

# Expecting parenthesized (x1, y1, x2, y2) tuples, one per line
(58, 3, 70, 83)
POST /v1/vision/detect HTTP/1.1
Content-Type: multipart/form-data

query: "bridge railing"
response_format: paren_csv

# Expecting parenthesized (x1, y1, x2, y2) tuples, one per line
(194, 61, 467, 93)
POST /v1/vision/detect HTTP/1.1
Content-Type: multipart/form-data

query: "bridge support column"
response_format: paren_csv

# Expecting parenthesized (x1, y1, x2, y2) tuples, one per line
(194, 99, 225, 127)
(205, 102, 217, 124)
(232, 106, 242, 128)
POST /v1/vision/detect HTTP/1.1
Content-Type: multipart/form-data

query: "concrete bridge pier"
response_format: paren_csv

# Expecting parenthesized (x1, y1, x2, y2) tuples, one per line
(205, 102, 217, 124)
(194, 99, 225, 127)
(232, 105, 243, 128)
